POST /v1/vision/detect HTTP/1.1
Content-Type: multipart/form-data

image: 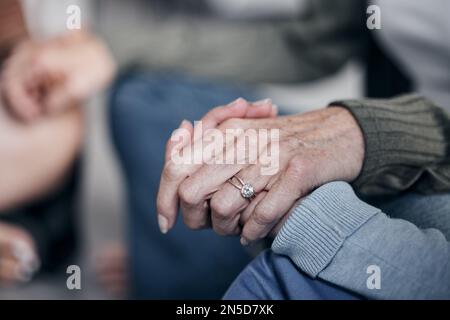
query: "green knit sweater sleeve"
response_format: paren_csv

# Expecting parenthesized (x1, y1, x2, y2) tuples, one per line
(331, 94, 450, 196)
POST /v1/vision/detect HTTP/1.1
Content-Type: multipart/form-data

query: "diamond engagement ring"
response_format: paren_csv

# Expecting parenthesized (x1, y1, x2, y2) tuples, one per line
(228, 176, 256, 200)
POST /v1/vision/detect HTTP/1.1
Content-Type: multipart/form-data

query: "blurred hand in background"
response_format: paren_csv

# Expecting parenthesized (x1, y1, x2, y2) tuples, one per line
(1, 30, 116, 122)
(0, 222, 40, 286)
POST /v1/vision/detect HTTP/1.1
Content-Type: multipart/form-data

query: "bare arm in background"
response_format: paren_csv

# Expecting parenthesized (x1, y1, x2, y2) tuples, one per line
(0, 100, 84, 212)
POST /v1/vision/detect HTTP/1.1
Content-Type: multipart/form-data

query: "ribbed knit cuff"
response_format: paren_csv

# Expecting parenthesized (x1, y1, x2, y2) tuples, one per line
(329, 94, 448, 195)
(272, 181, 380, 278)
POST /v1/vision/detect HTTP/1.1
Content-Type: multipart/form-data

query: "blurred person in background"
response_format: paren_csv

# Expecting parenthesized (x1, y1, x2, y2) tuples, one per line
(0, 0, 90, 286)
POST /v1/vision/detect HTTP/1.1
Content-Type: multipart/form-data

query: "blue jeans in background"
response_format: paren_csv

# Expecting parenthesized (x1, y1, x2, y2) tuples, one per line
(224, 192, 450, 299)
(224, 250, 362, 300)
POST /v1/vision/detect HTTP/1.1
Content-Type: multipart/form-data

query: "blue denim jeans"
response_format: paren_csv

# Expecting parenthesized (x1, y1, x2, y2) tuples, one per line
(109, 71, 259, 299)
(224, 192, 450, 299)
(224, 250, 362, 300)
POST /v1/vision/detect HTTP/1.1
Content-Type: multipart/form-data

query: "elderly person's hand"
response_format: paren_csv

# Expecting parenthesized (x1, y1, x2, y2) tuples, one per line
(1, 30, 116, 122)
(157, 99, 365, 245)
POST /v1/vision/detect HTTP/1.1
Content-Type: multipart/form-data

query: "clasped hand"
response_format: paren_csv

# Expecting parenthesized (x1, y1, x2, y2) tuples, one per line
(157, 98, 364, 245)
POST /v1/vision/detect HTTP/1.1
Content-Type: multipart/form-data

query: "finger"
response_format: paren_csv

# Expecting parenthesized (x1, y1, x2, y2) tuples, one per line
(157, 120, 200, 232)
(0, 259, 31, 284)
(239, 190, 268, 226)
(209, 164, 273, 235)
(9, 239, 40, 274)
(200, 98, 250, 130)
(0, 227, 37, 261)
(210, 184, 247, 236)
(1, 77, 41, 122)
(178, 126, 252, 230)
(157, 160, 192, 233)
(158, 98, 276, 232)
(183, 124, 279, 232)
(158, 114, 243, 232)
(0, 224, 41, 275)
(245, 100, 278, 118)
(165, 119, 194, 162)
(188, 98, 274, 164)
(25, 65, 65, 103)
(180, 197, 211, 230)
(269, 199, 303, 238)
(208, 135, 286, 235)
(179, 161, 244, 230)
(200, 98, 276, 131)
(43, 84, 79, 115)
(211, 213, 242, 237)
(241, 169, 305, 245)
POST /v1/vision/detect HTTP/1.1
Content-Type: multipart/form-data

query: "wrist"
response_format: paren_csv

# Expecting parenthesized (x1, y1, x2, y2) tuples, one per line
(328, 106, 365, 181)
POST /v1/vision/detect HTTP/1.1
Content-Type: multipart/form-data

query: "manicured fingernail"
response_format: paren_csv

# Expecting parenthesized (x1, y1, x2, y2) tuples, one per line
(228, 97, 246, 108)
(158, 215, 169, 234)
(240, 237, 249, 246)
(253, 98, 272, 106)
(179, 119, 190, 128)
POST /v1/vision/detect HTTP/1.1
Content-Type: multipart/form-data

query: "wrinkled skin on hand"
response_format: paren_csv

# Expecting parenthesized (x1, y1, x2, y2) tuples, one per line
(157, 99, 364, 245)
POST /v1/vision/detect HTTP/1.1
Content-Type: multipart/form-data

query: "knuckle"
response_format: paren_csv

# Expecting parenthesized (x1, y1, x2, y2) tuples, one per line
(212, 223, 233, 236)
(242, 226, 258, 242)
(210, 196, 234, 220)
(178, 182, 198, 206)
(163, 161, 184, 181)
(212, 224, 225, 236)
(253, 207, 274, 226)
(183, 216, 205, 230)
